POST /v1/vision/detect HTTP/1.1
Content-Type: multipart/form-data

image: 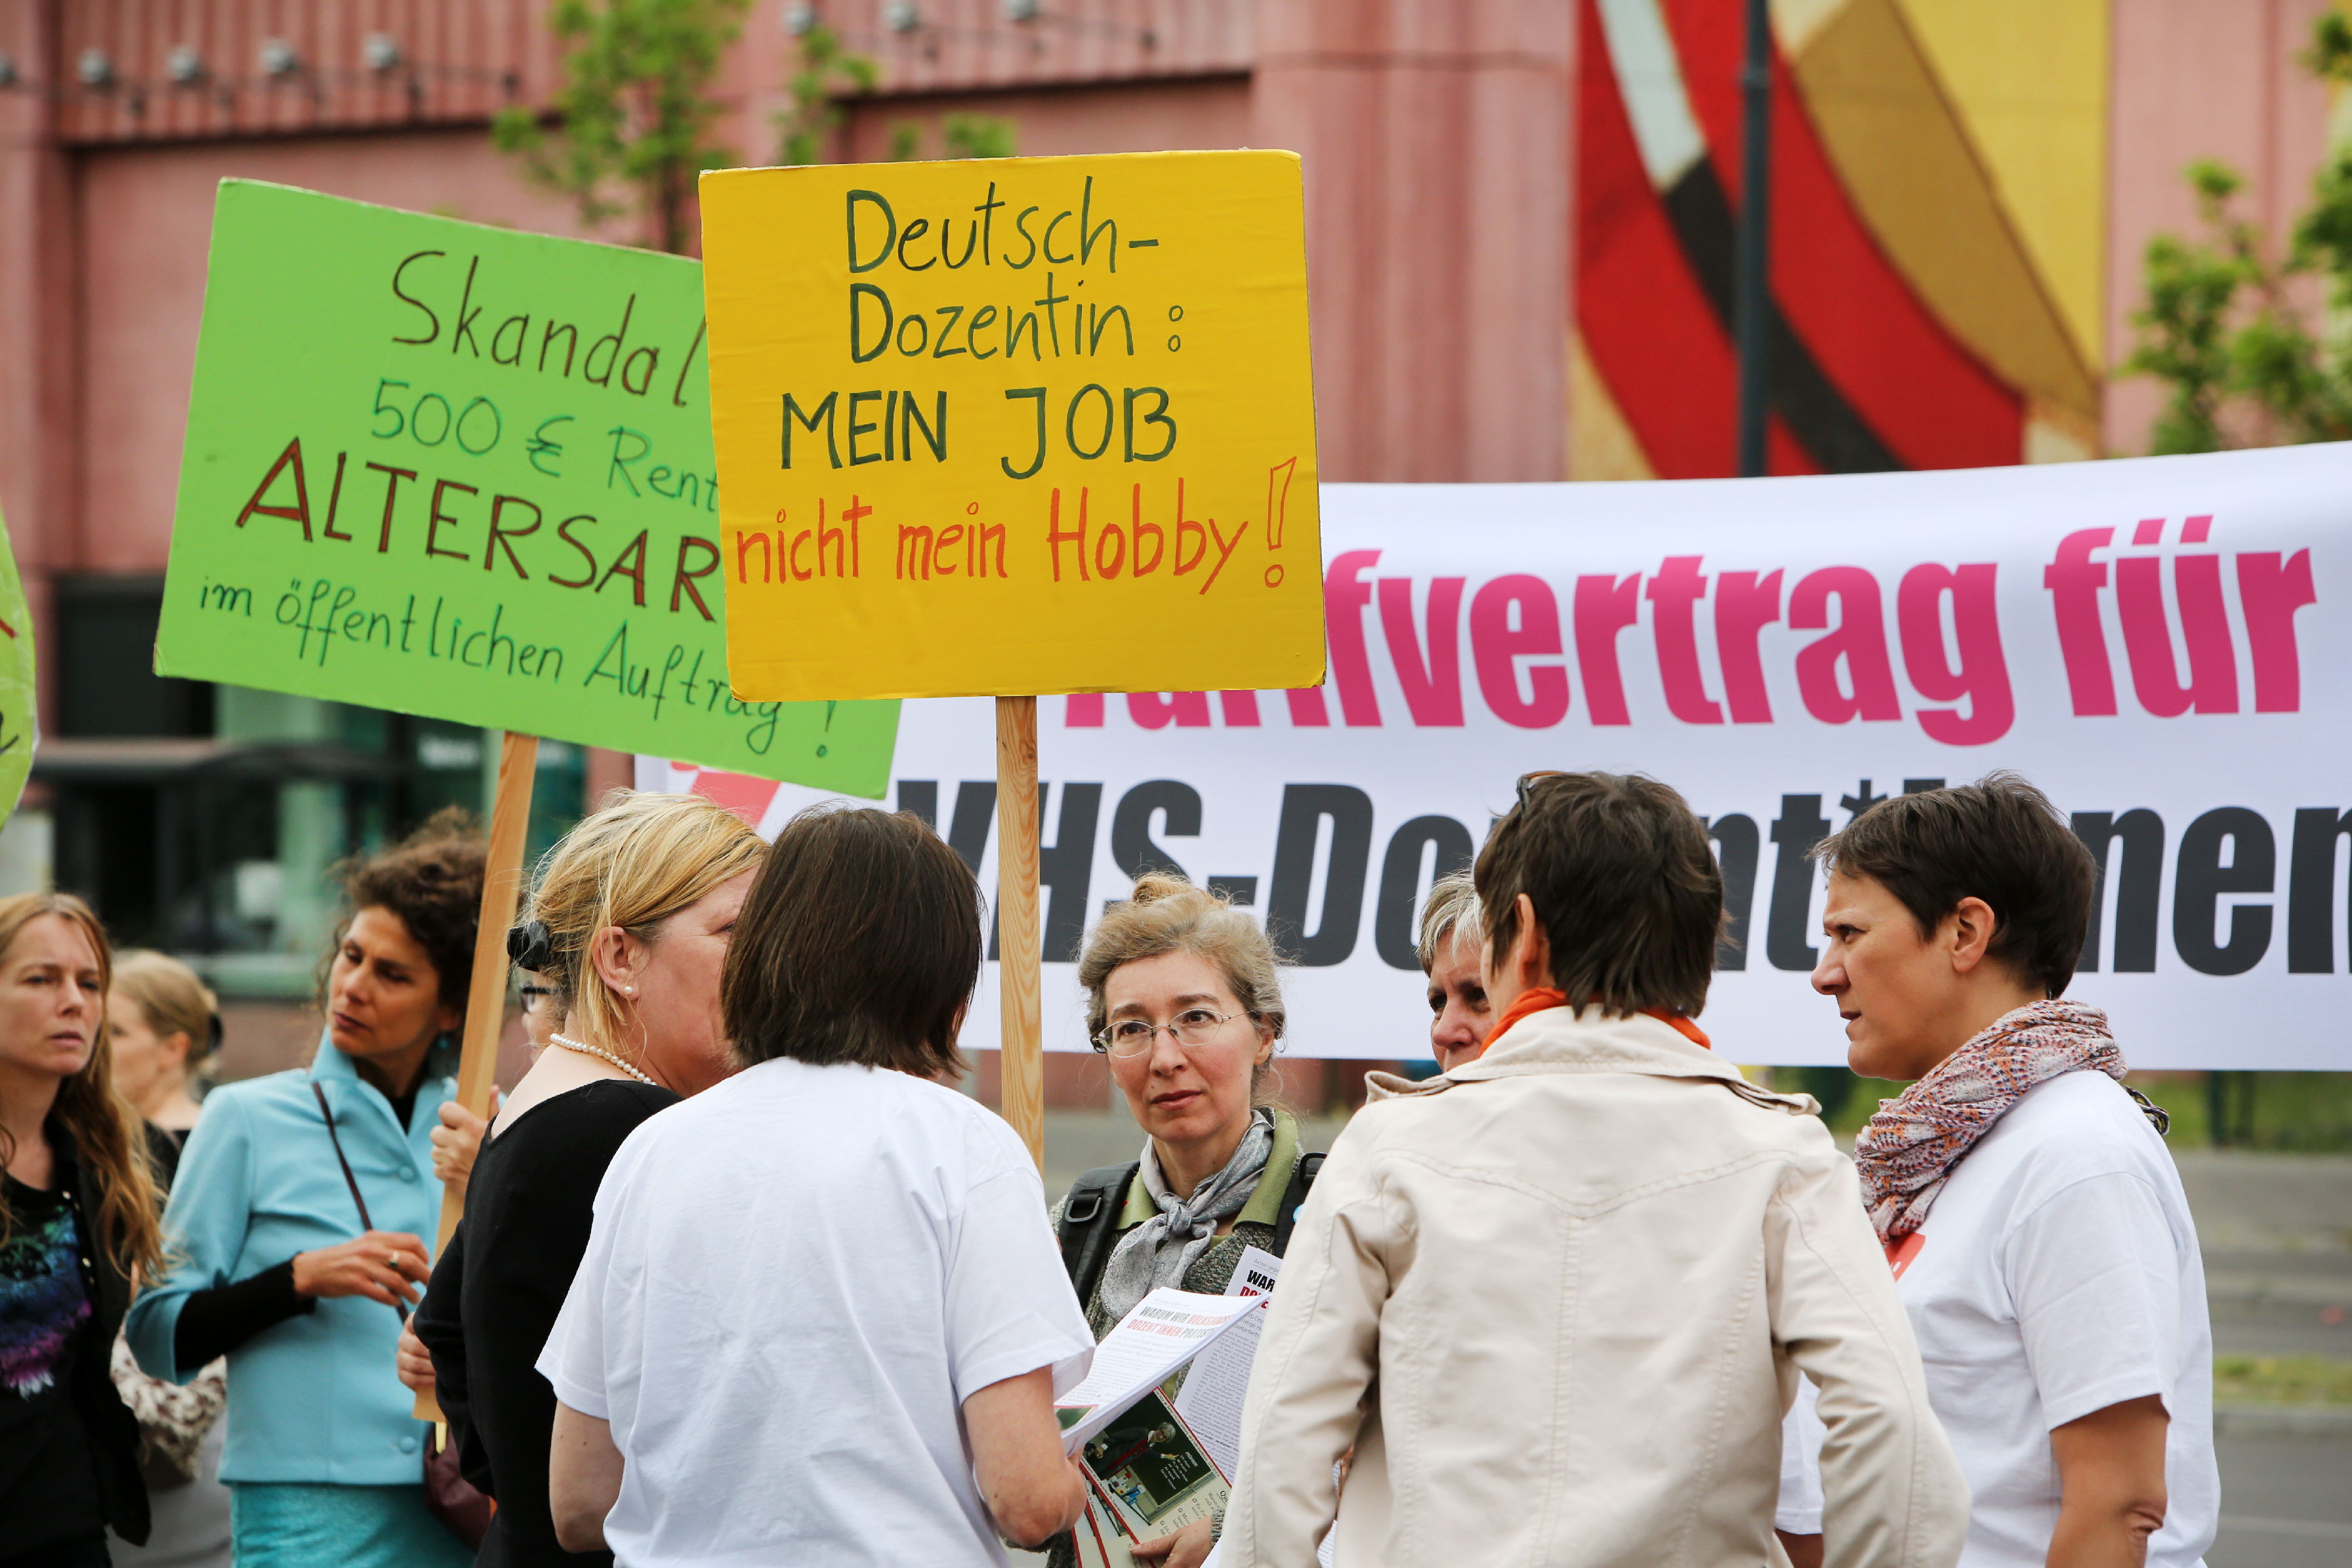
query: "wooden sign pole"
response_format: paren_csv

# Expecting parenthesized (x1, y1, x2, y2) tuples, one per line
(995, 696, 1044, 1171)
(415, 729, 536, 1420)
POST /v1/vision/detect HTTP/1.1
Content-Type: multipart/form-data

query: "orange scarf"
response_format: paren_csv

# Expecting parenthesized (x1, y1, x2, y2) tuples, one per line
(1481, 987, 1712, 1056)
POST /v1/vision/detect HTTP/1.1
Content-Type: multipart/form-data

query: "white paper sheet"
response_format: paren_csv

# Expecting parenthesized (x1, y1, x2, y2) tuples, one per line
(1172, 1302, 1265, 1479)
(1225, 1244, 1283, 1298)
(1056, 1289, 1261, 1451)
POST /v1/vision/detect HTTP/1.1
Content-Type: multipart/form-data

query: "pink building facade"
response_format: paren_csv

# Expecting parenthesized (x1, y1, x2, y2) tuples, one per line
(0, 0, 2333, 1088)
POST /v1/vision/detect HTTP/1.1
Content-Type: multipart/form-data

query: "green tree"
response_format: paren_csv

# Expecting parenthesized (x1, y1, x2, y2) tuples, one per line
(493, 0, 747, 256)
(2128, 12, 2352, 451)
(941, 113, 1018, 159)
(775, 24, 877, 166)
(774, 26, 1014, 168)
(882, 112, 1020, 163)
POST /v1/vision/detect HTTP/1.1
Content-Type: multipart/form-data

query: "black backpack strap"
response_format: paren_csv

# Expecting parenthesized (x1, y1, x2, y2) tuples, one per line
(1271, 1151, 1325, 1258)
(1056, 1161, 1140, 1311)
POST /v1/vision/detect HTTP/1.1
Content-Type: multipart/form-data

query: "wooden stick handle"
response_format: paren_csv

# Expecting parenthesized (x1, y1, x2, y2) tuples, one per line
(415, 730, 536, 1421)
(995, 696, 1044, 1170)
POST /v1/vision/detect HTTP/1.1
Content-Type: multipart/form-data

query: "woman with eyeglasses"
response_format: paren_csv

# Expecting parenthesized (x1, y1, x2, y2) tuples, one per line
(1049, 874, 1321, 1568)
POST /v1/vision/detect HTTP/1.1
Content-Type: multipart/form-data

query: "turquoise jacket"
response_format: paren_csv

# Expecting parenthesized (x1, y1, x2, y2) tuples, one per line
(127, 1034, 457, 1485)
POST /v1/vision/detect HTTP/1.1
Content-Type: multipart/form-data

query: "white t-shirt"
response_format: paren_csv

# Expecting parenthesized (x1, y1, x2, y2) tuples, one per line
(538, 1057, 1096, 1567)
(1783, 1069, 2216, 1568)
(1775, 1378, 1826, 1536)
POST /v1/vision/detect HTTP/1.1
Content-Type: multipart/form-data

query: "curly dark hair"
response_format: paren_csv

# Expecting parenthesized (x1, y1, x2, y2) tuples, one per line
(335, 807, 489, 1016)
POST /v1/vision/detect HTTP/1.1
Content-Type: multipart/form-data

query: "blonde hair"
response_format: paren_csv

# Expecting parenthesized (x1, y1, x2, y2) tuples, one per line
(523, 791, 766, 1063)
(0, 895, 162, 1281)
(1416, 871, 1483, 972)
(113, 950, 222, 1078)
(1078, 875, 1286, 1091)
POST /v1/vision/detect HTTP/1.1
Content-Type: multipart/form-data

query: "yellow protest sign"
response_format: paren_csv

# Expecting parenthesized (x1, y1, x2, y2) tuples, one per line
(700, 150, 1324, 701)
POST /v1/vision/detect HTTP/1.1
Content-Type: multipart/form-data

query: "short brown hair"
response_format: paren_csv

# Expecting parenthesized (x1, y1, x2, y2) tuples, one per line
(337, 808, 487, 1016)
(1811, 772, 2094, 998)
(1474, 772, 1720, 1018)
(724, 806, 980, 1079)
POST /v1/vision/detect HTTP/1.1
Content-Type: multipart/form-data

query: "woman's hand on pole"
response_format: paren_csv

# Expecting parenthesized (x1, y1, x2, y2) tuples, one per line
(394, 1321, 437, 1394)
(291, 1230, 430, 1307)
(430, 1100, 491, 1197)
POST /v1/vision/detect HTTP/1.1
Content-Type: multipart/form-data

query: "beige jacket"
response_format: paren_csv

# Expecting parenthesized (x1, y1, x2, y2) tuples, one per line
(1226, 1006, 1968, 1568)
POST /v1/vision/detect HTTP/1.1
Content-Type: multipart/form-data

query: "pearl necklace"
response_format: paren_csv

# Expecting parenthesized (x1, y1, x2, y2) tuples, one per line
(549, 1032, 655, 1085)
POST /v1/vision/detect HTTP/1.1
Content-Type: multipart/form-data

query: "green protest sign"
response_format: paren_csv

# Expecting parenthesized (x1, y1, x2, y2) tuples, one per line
(0, 503, 33, 825)
(159, 180, 896, 793)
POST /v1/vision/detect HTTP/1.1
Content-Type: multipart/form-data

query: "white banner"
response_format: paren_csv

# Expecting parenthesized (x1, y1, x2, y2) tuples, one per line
(646, 445, 2351, 1069)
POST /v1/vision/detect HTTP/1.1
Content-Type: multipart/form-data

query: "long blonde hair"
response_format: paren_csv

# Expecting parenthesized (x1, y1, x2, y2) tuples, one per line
(523, 791, 766, 1063)
(1078, 875, 1287, 1097)
(0, 894, 163, 1281)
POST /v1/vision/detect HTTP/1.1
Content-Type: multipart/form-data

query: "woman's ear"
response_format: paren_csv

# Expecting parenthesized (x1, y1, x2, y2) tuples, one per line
(161, 1031, 194, 1071)
(587, 925, 638, 999)
(1509, 894, 1552, 991)
(1945, 896, 1999, 974)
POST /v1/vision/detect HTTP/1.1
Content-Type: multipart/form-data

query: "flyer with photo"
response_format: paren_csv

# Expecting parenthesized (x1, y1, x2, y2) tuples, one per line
(1074, 1393, 1228, 1568)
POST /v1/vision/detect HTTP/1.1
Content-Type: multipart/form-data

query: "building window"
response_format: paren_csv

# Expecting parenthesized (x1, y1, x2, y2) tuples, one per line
(54, 575, 213, 737)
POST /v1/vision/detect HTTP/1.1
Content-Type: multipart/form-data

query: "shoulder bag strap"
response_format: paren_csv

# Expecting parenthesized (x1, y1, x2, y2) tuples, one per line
(310, 1081, 406, 1321)
(310, 1081, 376, 1231)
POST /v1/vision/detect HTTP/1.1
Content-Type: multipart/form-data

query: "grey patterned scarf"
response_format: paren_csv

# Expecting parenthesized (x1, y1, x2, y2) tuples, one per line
(1855, 1000, 2166, 1245)
(1097, 1109, 1275, 1324)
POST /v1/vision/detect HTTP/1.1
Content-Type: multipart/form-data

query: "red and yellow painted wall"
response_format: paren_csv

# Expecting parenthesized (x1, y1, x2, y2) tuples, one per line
(1575, 0, 2110, 477)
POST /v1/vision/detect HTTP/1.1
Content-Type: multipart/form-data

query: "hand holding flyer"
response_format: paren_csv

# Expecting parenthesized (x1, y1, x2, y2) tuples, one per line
(1074, 1393, 1225, 1567)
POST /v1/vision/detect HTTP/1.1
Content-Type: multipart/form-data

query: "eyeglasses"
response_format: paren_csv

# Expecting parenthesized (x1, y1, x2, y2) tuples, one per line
(1515, 770, 1564, 814)
(1092, 1008, 1247, 1058)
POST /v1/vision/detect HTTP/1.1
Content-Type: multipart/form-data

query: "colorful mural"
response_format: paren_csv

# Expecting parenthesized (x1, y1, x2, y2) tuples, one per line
(1574, 0, 2109, 477)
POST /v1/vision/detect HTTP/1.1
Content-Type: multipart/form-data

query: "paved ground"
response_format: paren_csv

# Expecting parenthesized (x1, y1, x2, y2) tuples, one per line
(2212, 1432, 2352, 1567)
(2187, 1153, 2352, 1566)
(2184, 1151, 2352, 1378)
(1038, 1113, 2352, 1562)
